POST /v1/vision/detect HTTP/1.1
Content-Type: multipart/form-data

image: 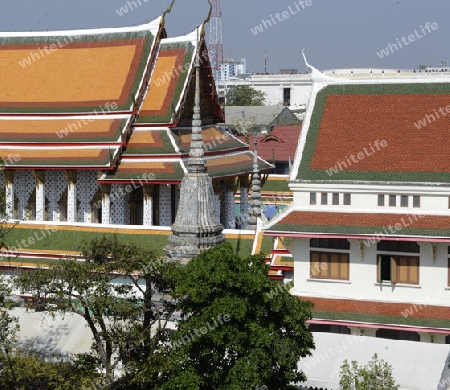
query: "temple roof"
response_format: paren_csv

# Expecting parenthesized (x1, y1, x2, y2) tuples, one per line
(266, 209, 450, 240)
(0, 13, 269, 179)
(99, 126, 273, 183)
(137, 32, 196, 124)
(0, 116, 130, 143)
(0, 146, 119, 169)
(0, 18, 161, 114)
(294, 80, 450, 183)
(237, 125, 302, 163)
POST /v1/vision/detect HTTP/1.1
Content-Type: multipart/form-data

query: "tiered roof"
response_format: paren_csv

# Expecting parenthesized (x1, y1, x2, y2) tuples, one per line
(0, 17, 163, 169)
(1, 14, 272, 179)
(268, 79, 450, 237)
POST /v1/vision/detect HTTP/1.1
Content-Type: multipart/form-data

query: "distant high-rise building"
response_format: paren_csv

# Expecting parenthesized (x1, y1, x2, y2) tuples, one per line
(218, 58, 247, 81)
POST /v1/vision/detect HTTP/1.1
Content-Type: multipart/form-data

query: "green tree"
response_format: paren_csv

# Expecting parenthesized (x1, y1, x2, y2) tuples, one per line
(226, 85, 266, 106)
(13, 236, 179, 388)
(340, 353, 400, 390)
(0, 351, 96, 390)
(159, 242, 314, 390)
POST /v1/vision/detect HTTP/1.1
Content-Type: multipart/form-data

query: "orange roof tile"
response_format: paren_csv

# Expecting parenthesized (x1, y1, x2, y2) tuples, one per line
(0, 118, 124, 142)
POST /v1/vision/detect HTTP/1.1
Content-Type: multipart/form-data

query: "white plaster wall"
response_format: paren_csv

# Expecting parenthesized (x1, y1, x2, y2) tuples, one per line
(224, 77, 312, 107)
(292, 184, 450, 215)
(293, 238, 450, 306)
(252, 84, 312, 107)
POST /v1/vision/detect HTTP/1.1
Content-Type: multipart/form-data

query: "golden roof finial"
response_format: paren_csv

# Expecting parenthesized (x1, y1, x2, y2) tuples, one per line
(200, 0, 213, 36)
(161, 0, 175, 26)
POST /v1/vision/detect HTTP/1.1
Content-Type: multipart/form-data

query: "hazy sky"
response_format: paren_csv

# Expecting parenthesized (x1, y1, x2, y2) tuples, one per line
(1, 0, 449, 73)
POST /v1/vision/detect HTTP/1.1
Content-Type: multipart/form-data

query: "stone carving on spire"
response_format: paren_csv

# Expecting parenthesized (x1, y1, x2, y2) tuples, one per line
(247, 136, 262, 230)
(164, 22, 225, 261)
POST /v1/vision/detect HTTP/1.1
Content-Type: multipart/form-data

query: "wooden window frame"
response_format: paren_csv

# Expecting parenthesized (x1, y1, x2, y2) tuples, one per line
(310, 251, 349, 281)
(448, 258, 450, 287)
(377, 255, 419, 285)
(310, 238, 350, 250)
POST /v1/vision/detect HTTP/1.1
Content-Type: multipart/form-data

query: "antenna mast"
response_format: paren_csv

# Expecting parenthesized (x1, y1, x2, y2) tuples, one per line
(208, 0, 224, 81)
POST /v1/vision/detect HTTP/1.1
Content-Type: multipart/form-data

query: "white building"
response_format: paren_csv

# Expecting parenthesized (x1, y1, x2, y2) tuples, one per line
(264, 76, 450, 389)
(219, 67, 450, 108)
(218, 58, 247, 81)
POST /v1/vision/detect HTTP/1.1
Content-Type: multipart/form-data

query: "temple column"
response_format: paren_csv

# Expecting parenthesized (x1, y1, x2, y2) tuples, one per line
(158, 184, 172, 226)
(239, 176, 250, 229)
(143, 184, 154, 226)
(66, 171, 77, 223)
(4, 170, 15, 220)
(101, 184, 111, 224)
(213, 180, 223, 222)
(34, 170, 46, 221)
(221, 178, 237, 229)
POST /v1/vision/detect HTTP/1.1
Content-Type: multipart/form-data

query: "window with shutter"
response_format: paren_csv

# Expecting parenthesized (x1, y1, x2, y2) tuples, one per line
(310, 251, 349, 281)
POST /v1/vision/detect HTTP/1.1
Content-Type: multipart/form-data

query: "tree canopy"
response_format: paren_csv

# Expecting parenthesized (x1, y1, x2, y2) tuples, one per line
(159, 242, 314, 390)
(340, 353, 399, 390)
(13, 236, 179, 388)
(226, 85, 266, 106)
(4, 239, 315, 389)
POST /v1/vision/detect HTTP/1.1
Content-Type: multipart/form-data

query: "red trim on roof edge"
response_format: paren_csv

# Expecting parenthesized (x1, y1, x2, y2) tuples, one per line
(263, 231, 450, 242)
(307, 319, 450, 334)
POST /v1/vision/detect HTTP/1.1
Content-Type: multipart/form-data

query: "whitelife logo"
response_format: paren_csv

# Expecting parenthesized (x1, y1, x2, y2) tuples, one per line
(325, 140, 388, 176)
(18, 36, 78, 68)
(250, 0, 313, 35)
(376, 22, 439, 59)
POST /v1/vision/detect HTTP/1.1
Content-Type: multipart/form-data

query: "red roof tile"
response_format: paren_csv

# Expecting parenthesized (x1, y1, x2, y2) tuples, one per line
(268, 210, 450, 237)
(237, 125, 301, 162)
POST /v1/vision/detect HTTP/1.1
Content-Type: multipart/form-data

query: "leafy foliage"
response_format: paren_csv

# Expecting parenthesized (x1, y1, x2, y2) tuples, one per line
(0, 351, 96, 390)
(13, 236, 179, 388)
(340, 353, 400, 390)
(0, 276, 19, 355)
(159, 242, 314, 390)
(226, 85, 266, 106)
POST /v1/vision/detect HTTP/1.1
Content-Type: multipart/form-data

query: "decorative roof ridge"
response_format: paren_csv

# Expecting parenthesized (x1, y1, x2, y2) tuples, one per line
(160, 27, 198, 45)
(0, 16, 163, 38)
(263, 205, 299, 230)
(0, 142, 122, 147)
(120, 156, 181, 162)
(261, 134, 285, 143)
(310, 76, 450, 87)
(129, 126, 172, 131)
(0, 114, 131, 121)
(0, 112, 133, 118)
